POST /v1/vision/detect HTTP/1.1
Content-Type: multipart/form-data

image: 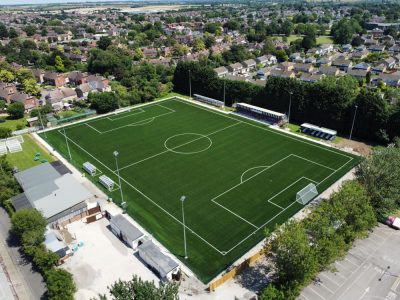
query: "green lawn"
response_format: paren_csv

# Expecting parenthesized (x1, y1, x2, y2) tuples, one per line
(7, 134, 56, 171)
(274, 35, 334, 45)
(0, 115, 27, 131)
(40, 98, 359, 283)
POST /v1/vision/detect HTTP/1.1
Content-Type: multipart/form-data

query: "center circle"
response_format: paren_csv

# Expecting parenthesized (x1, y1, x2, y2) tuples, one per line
(164, 133, 212, 154)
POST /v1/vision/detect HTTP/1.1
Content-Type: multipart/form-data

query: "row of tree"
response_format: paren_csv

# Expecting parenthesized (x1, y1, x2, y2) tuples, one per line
(261, 143, 400, 299)
(173, 61, 400, 143)
(0, 157, 76, 300)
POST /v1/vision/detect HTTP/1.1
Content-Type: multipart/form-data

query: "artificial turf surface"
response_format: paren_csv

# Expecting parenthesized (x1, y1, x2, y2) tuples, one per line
(40, 97, 360, 283)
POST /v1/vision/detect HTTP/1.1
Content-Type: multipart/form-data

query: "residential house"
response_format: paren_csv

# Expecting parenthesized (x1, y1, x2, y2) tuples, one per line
(0, 82, 17, 103)
(331, 59, 353, 71)
(317, 44, 334, 56)
(256, 55, 277, 66)
(214, 66, 229, 78)
(352, 62, 371, 72)
(368, 45, 385, 53)
(374, 72, 400, 87)
(299, 73, 325, 83)
(388, 44, 400, 53)
(241, 59, 257, 73)
(280, 61, 295, 72)
(32, 69, 45, 84)
(227, 62, 244, 75)
(381, 57, 396, 69)
(372, 64, 387, 74)
(289, 52, 303, 63)
(293, 63, 314, 74)
(43, 72, 66, 88)
(10, 92, 39, 112)
(347, 68, 369, 80)
(68, 71, 88, 86)
(352, 49, 370, 60)
(269, 69, 295, 79)
(342, 44, 352, 52)
(86, 75, 110, 92)
(319, 65, 340, 77)
(43, 88, 77, 110)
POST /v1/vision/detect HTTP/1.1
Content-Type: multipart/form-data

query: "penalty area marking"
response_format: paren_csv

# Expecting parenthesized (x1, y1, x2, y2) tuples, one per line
(164, 133, 213, 155)
(107, 108, 145, 121)
(240, 165, 271, 183)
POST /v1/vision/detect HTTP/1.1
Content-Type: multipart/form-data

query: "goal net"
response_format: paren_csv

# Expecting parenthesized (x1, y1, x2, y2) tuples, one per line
(296, 183, 318, 205)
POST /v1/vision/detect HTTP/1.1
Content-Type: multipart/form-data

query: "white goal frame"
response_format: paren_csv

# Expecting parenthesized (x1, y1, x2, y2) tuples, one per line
(296, 183, 318, 205)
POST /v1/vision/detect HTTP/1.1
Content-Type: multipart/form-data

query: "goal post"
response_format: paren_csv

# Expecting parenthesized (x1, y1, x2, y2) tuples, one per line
(296, 183, 318, 205)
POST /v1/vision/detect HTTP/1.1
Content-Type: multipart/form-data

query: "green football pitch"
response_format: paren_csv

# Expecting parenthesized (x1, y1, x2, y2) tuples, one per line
(41, 97, 360, 283)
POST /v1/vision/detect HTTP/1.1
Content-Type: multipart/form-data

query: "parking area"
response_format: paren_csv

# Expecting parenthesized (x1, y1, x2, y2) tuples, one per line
(299, 224, 400, 300)
(62, 218, 159, 300)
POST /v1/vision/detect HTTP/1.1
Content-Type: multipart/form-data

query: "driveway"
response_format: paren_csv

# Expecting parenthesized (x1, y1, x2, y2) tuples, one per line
(299, 224, 400, 300)
(0, 207, 46, 300)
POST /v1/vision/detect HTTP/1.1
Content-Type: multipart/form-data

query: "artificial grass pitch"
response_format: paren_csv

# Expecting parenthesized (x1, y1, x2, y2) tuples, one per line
(41, 98, 360, 283)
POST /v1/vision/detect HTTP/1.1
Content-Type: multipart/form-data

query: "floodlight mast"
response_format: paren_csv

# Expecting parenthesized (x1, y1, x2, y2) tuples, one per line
(63, 126, 72, 161)
(189, 70, 192, 98)
(181, 195, 188, 259)
(113, 151, 124, 204)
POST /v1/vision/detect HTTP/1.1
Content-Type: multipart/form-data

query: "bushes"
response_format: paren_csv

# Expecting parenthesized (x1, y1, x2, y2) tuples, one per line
(0, 126, 12, 138)
(7, 102, 25, 119)
(261, 181, 377, 299)
(46, 268, 76, 300)
(11, 208, 75, 299)
(88, 92, 119, 114)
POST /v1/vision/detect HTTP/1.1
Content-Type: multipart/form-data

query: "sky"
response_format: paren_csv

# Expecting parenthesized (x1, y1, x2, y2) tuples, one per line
(0, 0, 144, 5)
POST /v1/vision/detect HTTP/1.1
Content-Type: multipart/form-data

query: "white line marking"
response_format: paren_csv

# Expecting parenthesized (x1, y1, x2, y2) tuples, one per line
(211, 201, 258, 229)
(240, 165, 270, 183)
(268, 199, 284, 210)
(107, 108, 145, 121)
(309, 286, 328, 300)
(291, 154, 336, 171)
(85, 123, 102, 134)
(174, 98, 354, 161)
(58, 130, 225, 255)
(157, 103, 176, 113)
(266, 177, 310, 206)
(118, 121, 241, 171)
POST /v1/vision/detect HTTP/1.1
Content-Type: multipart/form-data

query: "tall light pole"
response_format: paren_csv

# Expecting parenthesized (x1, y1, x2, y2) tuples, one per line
(63, 126, 72, 160)
(113, 151, 124, 204)
(349, 105, 358, 140)
(288, 91, 293, 124)
(180, 195, 188, 259)
(188, 70, 192, 98)
(223, 80, 226, 108)
(37, 108, 47, 139)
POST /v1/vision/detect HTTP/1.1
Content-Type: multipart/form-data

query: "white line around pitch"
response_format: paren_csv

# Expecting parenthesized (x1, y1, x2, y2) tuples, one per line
(85, 123, 102, 134)
(211, 200, 258, 229)
(117, 121, 241, 171)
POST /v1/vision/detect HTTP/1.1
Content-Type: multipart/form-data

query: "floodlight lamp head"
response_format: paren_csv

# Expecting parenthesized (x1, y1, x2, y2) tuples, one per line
(113, 151, 119, 157)
(180, 196, 186, 202)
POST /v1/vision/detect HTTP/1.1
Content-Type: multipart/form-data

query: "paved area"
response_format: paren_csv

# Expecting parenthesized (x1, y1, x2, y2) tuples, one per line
(0, 260, 16, 300)
(299, 224, 400, 300)
(0, 207, 45, 300)
(63, 218, 160, 299)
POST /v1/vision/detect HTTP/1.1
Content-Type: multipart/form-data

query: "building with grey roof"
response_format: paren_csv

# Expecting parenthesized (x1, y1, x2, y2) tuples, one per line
(12, 163, 94, 224)
(138, 240, 180, 281)
(110, 214, 144, 249)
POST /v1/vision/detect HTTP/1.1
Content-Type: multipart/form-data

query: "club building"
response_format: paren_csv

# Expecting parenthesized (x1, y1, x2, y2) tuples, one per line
(11, 162, 96, 224)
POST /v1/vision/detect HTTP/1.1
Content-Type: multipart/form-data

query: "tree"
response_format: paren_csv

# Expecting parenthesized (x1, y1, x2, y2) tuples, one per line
(7, 102, 25, 119)
(23, 25, 36, 37)
(23, 78, 40, 95)
(0, 22, 8, 39)
(54, 55, 65, 72)
(108, 275, 179, 300)
(301, 35, 316, 51)
(204, 34, 216, 49)
(46, 268, 76, 300)
(33, 246, 59, 273)
(16, 68, 35, 83)
(267, 221, 318, 287)
(133, 48, 144, 61)
(356, 145, 400, 216)
(0, 127, 12, 139)
(89, 92, 119, 113)
(97, 36, 112, 50)
(8, 27, 18, 39)
(193, 37, 205, 52)
(260, 284, 286, 300)
(0, 70, 15, 82)
(11, 209, 47, 239)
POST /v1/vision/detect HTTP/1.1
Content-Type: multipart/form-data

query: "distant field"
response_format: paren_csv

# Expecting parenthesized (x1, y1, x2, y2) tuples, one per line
(274, 35, 334, 45)
(7, 134, 55, 170)
(41, 97, 359, 283)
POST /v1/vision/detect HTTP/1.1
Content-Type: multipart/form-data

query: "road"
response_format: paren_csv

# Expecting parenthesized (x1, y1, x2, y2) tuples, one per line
(0, 207, 46, 299)
(299, 224, 400, 300)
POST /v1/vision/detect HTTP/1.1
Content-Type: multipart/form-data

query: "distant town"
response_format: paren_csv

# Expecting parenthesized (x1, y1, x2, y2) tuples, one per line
(0, 1, 399, 300)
